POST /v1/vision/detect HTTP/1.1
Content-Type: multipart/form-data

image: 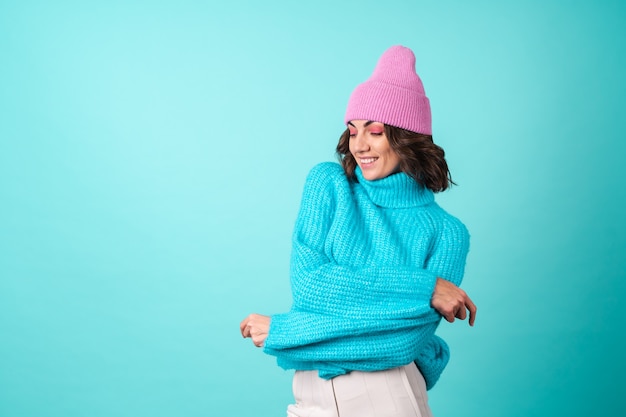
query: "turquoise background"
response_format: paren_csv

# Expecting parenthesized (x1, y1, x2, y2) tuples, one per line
(1, 1, 624, 416)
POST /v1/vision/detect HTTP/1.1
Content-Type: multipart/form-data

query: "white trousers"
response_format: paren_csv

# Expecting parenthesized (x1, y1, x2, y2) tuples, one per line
(287, 363, 434, 417)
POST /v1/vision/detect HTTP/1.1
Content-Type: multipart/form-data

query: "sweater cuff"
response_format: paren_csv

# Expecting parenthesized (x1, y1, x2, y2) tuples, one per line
(421, 270, 438, 301)
(263, 312, 288, 352)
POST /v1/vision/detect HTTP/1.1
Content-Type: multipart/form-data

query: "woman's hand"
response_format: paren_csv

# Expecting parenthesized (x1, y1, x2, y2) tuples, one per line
(431, 278, 477, 326)
(240, 313, 271, 347)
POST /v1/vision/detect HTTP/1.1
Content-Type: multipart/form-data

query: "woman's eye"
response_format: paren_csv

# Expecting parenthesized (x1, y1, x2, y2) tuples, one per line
(370, 131, 384, 136)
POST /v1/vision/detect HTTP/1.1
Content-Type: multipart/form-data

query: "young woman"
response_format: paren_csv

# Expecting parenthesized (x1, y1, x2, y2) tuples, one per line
(241, 45, 477, 417)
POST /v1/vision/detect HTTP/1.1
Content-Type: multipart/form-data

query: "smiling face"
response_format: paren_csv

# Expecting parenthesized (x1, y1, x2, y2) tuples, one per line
(347, 120, 401, 181)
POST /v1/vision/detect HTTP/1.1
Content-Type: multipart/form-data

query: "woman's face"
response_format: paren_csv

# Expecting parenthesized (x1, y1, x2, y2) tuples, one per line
(348, 120, 401, 181)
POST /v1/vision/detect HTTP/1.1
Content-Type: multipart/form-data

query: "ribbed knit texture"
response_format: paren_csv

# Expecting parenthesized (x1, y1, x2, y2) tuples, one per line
(263, 162, 469, 390)
(344, 45, 432, 135)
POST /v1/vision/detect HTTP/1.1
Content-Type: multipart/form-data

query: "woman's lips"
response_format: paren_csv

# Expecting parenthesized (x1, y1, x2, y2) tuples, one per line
(360, 157, 378, 167)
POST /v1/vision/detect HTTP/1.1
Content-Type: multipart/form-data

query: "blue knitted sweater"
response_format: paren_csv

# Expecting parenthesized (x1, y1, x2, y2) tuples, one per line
(263, 162, 470, 390)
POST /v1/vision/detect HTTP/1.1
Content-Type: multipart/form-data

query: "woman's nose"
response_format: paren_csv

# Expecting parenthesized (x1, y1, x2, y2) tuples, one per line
(353, 132, 369, 152)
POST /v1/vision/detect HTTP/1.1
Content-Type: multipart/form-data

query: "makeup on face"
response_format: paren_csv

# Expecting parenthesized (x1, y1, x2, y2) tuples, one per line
(348, 120, 401, 181)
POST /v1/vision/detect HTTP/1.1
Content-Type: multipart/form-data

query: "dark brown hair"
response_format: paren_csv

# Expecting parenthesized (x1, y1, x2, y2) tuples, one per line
(336, 124, 455, 192)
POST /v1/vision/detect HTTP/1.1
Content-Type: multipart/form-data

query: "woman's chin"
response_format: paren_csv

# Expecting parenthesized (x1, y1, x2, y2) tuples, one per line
(362, 172, 383, 181)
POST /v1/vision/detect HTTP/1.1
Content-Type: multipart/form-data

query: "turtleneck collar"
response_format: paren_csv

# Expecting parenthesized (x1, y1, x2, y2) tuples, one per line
(355, 167, 434, 208)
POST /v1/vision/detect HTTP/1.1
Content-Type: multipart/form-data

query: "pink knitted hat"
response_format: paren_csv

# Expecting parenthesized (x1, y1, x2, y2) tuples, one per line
(344, 45, 432, 135)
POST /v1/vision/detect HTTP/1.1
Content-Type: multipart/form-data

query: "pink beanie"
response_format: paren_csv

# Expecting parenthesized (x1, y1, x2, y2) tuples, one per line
(344, 45, 432, 135)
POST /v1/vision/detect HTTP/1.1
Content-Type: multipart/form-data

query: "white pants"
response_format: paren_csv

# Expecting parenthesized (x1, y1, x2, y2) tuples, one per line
(287, 363, 433, 417)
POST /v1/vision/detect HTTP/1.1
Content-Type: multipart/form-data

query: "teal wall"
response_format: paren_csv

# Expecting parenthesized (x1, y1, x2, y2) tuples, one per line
(1, 1, 624, 416)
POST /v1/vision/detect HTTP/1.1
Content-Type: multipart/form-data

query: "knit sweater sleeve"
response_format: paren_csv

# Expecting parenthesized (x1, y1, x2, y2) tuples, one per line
(416, 211, 470, 387)
(425, 211, 470, 287)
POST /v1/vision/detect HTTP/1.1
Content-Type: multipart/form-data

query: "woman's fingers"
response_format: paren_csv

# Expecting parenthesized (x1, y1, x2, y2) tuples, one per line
(466, 297, 477, 326)
(240, 316, 251, 337)
(455, 305, 467, 321)
(432, 278, 477, 326)
(240, 314, 271, 347)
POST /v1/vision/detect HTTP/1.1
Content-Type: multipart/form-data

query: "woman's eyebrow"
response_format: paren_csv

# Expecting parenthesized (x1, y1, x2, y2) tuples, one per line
(348, 121, 378, 128)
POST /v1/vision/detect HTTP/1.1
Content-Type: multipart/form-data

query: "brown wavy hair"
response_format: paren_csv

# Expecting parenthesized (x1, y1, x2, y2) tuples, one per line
(336, 124, 455, 192)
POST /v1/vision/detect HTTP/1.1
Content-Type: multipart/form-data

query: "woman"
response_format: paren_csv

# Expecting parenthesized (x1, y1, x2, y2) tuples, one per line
(240, 45, 476, 417)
